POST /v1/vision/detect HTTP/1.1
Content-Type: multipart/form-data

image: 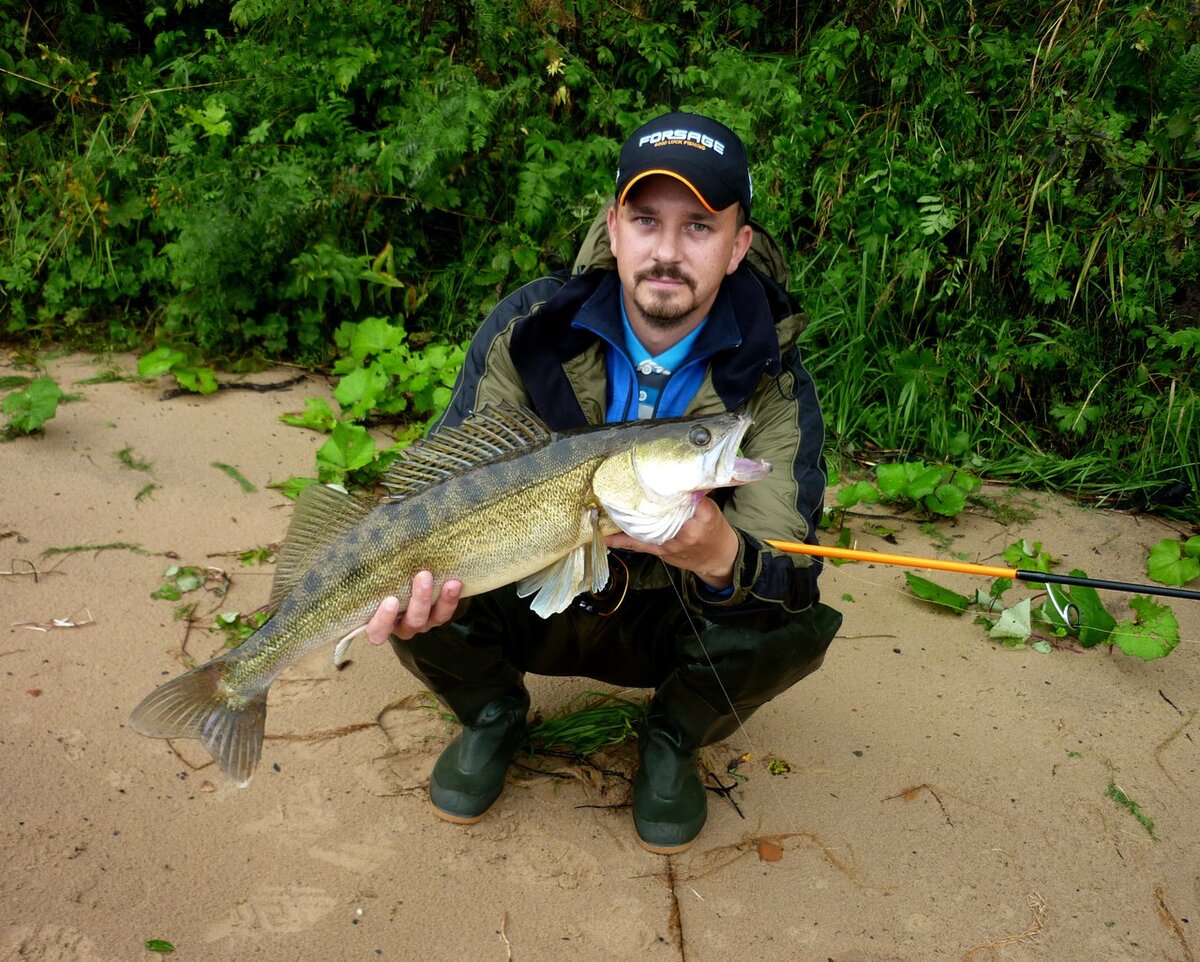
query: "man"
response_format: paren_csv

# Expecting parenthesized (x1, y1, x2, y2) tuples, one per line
(365, 112, 842, 853)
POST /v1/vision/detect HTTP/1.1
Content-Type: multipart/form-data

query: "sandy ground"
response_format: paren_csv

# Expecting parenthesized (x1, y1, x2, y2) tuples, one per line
(2, 351, 1198, 962)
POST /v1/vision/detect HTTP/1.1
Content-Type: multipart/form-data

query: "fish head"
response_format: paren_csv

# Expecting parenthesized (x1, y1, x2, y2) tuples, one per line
(592, 412, 771, 544)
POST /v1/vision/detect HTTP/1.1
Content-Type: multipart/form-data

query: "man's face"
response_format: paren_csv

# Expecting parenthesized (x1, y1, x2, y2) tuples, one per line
(607, 176, 753, 340)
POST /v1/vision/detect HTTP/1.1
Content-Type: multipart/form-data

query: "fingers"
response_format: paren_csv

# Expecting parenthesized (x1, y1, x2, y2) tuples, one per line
(366, 573, 465, 645)
(366, 595, 402, 646)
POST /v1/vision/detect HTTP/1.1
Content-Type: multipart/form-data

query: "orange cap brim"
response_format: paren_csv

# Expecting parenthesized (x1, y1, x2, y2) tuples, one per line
(617, 170, 719, 214)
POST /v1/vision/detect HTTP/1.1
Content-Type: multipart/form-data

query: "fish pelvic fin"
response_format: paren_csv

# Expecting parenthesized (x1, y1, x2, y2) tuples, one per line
(129, 663, 266, 789)
(518, 546, 589, 618)
(516, 508, 612, 618)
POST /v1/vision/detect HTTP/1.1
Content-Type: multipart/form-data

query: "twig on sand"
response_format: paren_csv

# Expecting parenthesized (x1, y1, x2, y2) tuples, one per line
(1153, 708, 1198, 790)
(159, 374, 308, 400)
(961, 892, 1046, 960)
(1, 555, 69, 582)
(12, 609, 95, 632)
(665, 858, 685, 962)
(499, 912, 513, 961)
(265, 722, 377, 744)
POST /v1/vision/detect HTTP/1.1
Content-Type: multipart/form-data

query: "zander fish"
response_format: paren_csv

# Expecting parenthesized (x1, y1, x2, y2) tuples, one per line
(129, 404, 770, 786)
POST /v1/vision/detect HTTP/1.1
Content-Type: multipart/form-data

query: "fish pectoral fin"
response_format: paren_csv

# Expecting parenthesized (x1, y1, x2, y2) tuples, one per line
(587, 507, 610, 594)
(517, 547, 588, 618)
(129, 662, 266, 789)
(596, 492, 691, 546)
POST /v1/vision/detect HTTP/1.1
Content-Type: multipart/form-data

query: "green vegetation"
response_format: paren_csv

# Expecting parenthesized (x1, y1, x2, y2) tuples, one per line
(528, 692, 647, 755)
(1106, 780, 1159, 841)
(899, 539, 1183, 660)
(2, 376, 63, 435)
(2, 1, 1197, 515)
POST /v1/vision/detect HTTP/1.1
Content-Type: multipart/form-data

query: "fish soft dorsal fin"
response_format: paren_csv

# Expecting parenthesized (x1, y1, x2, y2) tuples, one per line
(383, 403, 552, 501)
(268, 483, 375, 609)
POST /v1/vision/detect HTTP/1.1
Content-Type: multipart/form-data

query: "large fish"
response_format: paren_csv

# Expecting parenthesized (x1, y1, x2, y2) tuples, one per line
(129, 404, 770, 786)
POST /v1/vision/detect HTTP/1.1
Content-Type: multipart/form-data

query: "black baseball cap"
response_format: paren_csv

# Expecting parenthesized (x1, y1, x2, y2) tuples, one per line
(614, 112, 752, 217)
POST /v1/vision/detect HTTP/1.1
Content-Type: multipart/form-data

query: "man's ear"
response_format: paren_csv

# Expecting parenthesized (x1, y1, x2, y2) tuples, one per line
(605, 202, 619, 256)
(726, 223, 753, 275)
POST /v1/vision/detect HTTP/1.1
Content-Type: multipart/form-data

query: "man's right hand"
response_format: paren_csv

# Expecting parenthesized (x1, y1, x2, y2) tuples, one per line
(365, 571, 463, 645)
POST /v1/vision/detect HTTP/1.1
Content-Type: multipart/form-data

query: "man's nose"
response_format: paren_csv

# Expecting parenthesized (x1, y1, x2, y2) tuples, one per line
(653, 230, 680, 262)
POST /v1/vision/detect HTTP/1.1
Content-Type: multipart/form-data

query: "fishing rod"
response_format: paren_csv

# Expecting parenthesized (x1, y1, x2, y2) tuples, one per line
(762, 540, 1200, 603)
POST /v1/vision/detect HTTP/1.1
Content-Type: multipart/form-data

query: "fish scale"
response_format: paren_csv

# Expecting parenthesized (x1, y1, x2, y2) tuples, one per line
(129, 405, 770, 786)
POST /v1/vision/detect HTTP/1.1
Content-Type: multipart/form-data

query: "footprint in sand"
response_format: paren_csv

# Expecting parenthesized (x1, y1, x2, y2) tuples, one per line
(204, 884, 336, 941)
(240, 779, 401, 872)
(0, 923, 107, 962)
(362, 693, 451, 796)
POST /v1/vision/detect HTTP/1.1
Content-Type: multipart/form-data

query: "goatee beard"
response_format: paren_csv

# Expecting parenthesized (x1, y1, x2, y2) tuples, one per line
(633, 266, 696, 329)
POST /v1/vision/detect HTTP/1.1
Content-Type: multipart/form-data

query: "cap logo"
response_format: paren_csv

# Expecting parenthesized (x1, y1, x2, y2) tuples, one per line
(638, 128, 725, 155)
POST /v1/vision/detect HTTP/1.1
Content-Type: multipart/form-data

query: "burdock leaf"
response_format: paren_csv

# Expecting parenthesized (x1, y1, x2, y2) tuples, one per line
(904, 572, 970, 614)
(924, 482, 966, 517)
(1111, 596, 1180, 661)
(988, 598, 1031, 641)
(1146, 538, 1200, 587)
(317, 421, 375, 477)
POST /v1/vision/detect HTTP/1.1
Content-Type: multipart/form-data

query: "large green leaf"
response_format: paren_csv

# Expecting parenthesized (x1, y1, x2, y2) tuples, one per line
(1146, 537, 1200, 587)
(1111, 596, 1180, 661)
(904, 572, 971, 614)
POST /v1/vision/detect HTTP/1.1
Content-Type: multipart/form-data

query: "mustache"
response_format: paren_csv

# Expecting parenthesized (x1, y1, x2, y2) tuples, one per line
(635, 266, 695, 289)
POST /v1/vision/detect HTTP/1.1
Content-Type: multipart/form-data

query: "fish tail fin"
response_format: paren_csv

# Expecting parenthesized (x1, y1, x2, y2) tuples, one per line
(129, 662, 267, 788)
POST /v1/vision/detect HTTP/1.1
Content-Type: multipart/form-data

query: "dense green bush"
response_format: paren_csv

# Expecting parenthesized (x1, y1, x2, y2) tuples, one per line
(1, 0, 1197, 513)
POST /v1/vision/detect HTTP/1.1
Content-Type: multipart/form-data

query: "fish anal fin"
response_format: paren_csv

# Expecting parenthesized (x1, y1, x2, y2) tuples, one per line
(332, 626, 364, 668)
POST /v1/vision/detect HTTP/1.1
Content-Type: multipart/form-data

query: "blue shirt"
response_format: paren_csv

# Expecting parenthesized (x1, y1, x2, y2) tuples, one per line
(567, 274, 742, 424)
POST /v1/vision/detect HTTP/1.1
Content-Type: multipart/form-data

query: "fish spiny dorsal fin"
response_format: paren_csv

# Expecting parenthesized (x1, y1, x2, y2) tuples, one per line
(268, 483, 374, 609)
(383, 403, 552, 502)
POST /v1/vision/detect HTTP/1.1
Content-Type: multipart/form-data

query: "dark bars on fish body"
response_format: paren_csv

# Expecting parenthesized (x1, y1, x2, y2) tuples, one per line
(762, 540, 1200, 603)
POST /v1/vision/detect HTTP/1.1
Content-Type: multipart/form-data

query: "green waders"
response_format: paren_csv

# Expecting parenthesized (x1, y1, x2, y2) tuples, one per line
(391, 584, 841, 848)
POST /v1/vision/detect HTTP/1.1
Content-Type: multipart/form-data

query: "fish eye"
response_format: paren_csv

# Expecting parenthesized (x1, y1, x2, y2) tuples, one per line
(688, 426, 711, 447)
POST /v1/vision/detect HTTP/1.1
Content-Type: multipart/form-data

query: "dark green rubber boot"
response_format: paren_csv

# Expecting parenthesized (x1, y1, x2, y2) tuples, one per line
(632, 709, 708, 854)
(428, 691, 530, 824)
(633, 603, 843, 853)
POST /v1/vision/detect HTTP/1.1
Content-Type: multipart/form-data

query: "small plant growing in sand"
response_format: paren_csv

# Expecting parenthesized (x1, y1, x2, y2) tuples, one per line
(2, 376, 64, 436)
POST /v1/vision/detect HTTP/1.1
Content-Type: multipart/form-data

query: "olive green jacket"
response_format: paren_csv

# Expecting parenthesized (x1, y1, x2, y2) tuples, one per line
(439, 210, 828, 625)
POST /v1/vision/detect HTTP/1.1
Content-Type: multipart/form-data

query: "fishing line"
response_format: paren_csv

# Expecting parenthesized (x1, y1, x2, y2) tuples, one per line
(661, 560, 799, 821)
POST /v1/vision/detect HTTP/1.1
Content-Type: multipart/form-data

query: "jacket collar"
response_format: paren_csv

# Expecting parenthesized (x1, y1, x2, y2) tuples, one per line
(511, 265, 782, 429)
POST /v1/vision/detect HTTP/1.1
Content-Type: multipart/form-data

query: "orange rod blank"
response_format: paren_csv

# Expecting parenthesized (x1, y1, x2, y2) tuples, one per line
(764, 539, 1200, 602)
(764, 539, 1019, 580)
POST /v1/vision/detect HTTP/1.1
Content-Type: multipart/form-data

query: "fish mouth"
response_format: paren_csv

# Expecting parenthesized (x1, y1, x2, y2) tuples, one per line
(730, 455, 771, 484)
(715, 415, 771, 485)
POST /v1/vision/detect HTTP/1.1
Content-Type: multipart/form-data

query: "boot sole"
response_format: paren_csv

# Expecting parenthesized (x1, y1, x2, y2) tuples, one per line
(428, 796, 491, 825)
(636, 834, 698, 855)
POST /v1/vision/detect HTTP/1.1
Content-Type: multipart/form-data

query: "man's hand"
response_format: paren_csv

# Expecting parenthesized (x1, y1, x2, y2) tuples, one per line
(365, 571, 463, 645)
(604, 496, 738, 590)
